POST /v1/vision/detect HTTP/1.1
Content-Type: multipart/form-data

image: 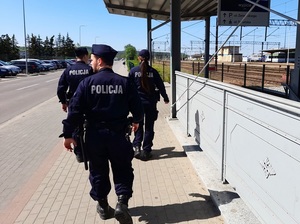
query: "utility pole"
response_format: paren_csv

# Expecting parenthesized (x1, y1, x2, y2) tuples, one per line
(22, 0, 28, 74)
(290, 0, 300, 100)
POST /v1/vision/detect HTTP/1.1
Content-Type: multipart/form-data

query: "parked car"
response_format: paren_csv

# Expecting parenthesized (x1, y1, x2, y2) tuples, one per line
(65, 60, 73, 67)
(247, 54, 265, 62)
(0, 67, 11, 78)
(0, 60, 21, 76)
(29, 60, 51, 71)
(50, 60, 63, 69)
(242, 56, 249, 62)
(44, 60, 58, 70)
(41, 60, 55, 70)
(22, 59, 51, 71)
(58, 60, 68, 68)
(14, 58, 50, 72)
(65, 59, 76, 66)
(10, 60, 41, 73)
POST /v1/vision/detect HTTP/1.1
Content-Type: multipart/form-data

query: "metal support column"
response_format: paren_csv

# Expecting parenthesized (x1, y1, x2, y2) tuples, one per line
(147, 17, 170, 67)
(170, 0, 181, 118)
(204, 16, 210, 78)
(215, 18, 218, 70)
(290, 0, 300, 100)
(147, 14, 152, 66)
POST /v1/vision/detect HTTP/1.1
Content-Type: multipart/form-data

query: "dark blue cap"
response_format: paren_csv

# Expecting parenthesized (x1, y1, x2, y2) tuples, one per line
(91, 44, 118, 60)
(138, 49, 150, 59)
(74, 47, 88, 57)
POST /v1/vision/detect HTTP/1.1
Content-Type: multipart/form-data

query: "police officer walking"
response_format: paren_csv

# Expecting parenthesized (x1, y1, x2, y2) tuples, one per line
(128, 49, 169, 161)
(57, 47, 93, 163)
(62, 44, 143, 224)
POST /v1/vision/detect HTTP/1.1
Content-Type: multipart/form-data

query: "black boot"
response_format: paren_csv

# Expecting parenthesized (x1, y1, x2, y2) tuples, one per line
(75, 153, 84, 163)
(114, 195, 133, 224)
(96, 198, 115, 220)
(133, 146, 141, 158)
(140, 150, 152, 161)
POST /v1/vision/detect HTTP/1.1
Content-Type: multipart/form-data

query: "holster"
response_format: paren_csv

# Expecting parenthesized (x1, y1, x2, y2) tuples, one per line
(86, 117, 133, 142)
(87, 118, 128, 133)
(78, 121, 88, 170)
(125, 117, 133, 142)
(155, 89, 160, 101)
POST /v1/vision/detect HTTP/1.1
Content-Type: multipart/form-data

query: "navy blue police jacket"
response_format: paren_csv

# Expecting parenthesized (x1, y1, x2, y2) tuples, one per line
(128, 65, 169, 104)
(57, 61, 93, 104)
(62, 68, 144, 138)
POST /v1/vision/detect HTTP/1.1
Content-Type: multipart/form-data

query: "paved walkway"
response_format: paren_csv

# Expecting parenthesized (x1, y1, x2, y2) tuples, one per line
(0, 63, 225, 224)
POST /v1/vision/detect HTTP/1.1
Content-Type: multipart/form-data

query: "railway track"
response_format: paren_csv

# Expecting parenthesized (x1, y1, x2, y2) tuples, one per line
(156, 60, 293, 88)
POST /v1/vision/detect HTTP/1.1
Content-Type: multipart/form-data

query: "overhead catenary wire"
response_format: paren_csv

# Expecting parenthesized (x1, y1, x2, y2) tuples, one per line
(244, 0, 300, 25)
(172, 0, 300, 112)
(171, 0, 262, 112)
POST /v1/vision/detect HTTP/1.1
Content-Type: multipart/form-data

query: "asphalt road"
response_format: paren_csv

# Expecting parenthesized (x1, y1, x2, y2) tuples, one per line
(0, 61, 127, 125)
(0, 70, 62, 124)
(0, 60, 128, 214)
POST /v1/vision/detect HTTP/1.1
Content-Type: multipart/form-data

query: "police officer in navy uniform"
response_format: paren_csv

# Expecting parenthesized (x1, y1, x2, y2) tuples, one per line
(57, 47, 93, 163)
(128, 49, 169, 161)
(62, 44, 143, 224)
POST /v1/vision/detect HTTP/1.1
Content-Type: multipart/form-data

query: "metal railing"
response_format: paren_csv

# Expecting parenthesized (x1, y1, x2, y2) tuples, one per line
(175, 70, 300, 224)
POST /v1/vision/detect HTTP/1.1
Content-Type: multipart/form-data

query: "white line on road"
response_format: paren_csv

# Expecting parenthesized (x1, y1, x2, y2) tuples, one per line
(0, 77, 21, 84)
(46, 78, 59, 83)
(17, 84, 39, 91)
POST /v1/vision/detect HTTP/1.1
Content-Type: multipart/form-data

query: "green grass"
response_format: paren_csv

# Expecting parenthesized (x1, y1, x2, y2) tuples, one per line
(125, 60, 170, 83)
(126, 59, 139, 71)
(152, 63, 170, 83)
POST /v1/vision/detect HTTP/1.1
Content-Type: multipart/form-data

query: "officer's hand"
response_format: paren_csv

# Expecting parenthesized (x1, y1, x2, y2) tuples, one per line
(164, 100, 169, 104)
(62, 103, 68, 113)
(64, 138, 77, 152)
(132, 123, 139, 132)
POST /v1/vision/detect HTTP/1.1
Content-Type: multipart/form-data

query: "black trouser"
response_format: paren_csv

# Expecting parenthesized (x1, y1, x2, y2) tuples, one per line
(133, 102, 158, 152)
(86, 126, 134, 201)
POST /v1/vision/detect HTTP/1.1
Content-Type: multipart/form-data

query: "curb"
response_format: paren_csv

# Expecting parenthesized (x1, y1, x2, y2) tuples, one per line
(166, 117, 262, 224)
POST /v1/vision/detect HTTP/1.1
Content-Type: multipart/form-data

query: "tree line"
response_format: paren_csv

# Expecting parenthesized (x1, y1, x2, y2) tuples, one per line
(0, 33, 76, 61)
(0, 33, 142, 63)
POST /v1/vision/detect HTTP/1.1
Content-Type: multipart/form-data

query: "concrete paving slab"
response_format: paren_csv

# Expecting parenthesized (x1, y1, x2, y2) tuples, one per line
(0, 62, 226, 224)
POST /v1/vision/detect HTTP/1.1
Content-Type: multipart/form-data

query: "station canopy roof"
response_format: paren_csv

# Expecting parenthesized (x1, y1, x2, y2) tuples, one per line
(262, 48, 296, 53)
(103, 0, 218, 21)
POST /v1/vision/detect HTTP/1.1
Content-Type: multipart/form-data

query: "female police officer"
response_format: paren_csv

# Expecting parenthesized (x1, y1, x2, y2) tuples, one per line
(62, 44, 143, 224)
(128, 49, 169, 161)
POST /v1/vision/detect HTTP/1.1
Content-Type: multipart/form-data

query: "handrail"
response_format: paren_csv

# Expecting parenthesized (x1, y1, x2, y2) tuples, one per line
(175, 71, 300, 115)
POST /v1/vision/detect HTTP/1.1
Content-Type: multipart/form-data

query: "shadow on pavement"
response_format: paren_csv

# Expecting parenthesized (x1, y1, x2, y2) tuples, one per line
(152, 147, 187, 160)
(130, 199, 221, 224)
(208, 189, 240, 205)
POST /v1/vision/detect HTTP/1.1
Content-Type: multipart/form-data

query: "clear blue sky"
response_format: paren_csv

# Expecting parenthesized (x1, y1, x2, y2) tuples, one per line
(0, 0, 298, 56)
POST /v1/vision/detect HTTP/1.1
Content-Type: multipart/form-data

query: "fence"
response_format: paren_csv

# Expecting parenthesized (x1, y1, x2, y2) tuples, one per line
(175, 71, 300, 224)
(156, 60, 293, 98)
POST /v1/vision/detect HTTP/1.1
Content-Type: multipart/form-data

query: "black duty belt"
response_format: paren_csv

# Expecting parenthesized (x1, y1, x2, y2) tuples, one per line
(86, 119, 128, 132)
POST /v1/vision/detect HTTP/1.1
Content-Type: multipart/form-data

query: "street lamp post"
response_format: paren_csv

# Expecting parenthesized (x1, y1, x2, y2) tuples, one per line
(232, 35, 238, 63)
(253, 29, 255, 54)
(79, 25, 86, 46)
(22, 0, 28, 74)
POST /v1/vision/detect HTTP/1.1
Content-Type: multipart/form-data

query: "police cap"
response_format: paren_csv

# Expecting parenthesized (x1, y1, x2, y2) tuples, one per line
(138, 49, 150, 60)
(91, 44, 118, 61)
(74, 47, 88, 57)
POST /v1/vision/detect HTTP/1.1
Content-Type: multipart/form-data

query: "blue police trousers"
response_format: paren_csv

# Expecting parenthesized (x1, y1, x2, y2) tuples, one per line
(133, 102, 158, 152)
(85, 127, 134, 201)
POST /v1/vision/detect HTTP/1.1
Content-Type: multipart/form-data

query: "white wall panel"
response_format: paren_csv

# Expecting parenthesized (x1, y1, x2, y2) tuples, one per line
(176, 75, 188, 130)
(190, 89, 223, 169)
(226, 94, 300, 224)
(175, 71, 300, 224)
